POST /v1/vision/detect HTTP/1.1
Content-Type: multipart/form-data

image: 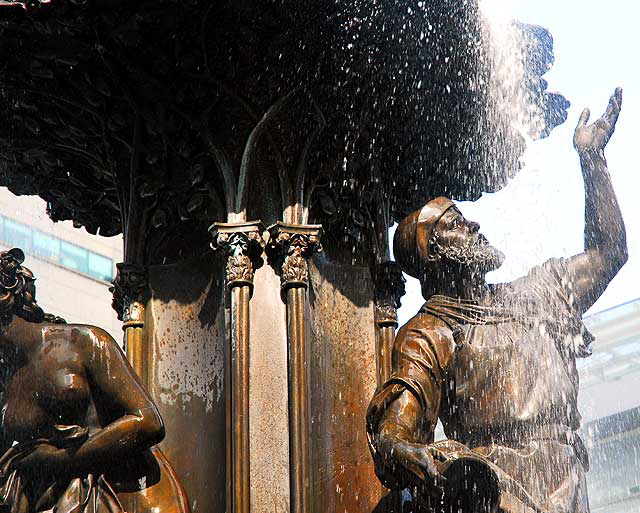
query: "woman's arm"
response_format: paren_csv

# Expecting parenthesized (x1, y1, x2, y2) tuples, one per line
(73, 326, 164, 472)
(18, 326, 164, 475)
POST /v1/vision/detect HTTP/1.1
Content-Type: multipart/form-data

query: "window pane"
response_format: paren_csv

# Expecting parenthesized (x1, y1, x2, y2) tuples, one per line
(3, 219, 32, 253)
(33, 231, 60, 261)
(87, 252, 113, 282)
(60, 241, 88, 274)
(0, 218, 112, 282)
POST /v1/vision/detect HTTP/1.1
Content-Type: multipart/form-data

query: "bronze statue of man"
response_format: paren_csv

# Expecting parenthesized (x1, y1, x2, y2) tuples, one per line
(367, 88, 626, 513)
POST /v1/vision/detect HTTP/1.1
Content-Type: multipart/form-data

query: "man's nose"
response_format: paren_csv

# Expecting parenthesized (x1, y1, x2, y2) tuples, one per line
(468, 220, 480, 233)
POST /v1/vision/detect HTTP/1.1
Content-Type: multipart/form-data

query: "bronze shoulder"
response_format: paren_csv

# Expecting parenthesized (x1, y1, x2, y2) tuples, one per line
(395, 312, 458, 371)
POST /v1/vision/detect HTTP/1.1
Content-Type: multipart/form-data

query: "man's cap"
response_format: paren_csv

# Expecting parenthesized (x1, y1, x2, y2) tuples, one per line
(393, 197, 455, 278)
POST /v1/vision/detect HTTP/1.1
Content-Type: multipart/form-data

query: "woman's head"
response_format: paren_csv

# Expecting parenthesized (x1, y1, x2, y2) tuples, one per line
(0, 248, 44, 325)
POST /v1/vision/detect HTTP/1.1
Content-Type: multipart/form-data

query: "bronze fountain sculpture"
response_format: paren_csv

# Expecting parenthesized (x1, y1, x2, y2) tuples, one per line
(0, 249, 189, 513)
(367, 89, 626, 513)
(0, 0, 616, 511)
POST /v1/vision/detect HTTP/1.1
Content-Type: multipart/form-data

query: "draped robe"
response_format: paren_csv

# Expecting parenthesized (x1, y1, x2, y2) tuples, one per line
(367, 258, 593, 513)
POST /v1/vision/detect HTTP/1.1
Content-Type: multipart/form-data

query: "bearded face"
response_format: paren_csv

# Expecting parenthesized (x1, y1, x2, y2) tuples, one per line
(432, 232, 504, 273)
(429, 208, 505, 275)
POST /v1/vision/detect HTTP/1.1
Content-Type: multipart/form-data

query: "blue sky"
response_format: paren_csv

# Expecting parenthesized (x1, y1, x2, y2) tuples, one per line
(397, 0, 640, 324)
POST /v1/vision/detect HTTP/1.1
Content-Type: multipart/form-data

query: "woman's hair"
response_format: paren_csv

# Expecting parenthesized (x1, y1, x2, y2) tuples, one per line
(0, 248, 45, 325)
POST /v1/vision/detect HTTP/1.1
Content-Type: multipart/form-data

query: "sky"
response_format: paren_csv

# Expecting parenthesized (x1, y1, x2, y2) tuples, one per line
(397, 0, 640, 325)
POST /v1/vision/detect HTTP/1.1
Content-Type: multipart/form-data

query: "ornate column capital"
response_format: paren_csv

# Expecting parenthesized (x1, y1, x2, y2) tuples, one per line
(210, 221, 266, 291)
(372, 261, 406, 328)
(110, 262, 149, 322)
(266, 223, 322, 291)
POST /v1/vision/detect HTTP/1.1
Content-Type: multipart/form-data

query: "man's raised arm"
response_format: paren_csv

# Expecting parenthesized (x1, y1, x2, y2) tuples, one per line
(565, 88, 627, 314)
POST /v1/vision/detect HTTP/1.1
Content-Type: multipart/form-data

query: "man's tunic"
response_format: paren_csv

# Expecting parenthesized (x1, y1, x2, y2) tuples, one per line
(367, 258, 593, 513)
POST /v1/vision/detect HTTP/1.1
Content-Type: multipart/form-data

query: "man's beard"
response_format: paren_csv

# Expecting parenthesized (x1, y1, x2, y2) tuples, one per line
(433, 235, 505, 273)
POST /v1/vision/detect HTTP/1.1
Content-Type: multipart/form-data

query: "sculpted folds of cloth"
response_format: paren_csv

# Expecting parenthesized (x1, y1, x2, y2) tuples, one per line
(367, 89, 627, 513)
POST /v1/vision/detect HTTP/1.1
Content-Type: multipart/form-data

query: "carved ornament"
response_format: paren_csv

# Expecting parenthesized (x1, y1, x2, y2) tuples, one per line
(210, 222, 265, 290)
(110, 263, 149, 322)
(267, 223, 322, 291)
(0, 1, 568, 253)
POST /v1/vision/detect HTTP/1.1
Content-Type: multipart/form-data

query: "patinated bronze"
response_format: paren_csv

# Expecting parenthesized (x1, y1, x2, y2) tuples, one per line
(0, 250, 189, 513)
(210, 221, 265, 513)
(0, 1, 579, 510)
(367, 89, 627, 513)
(267, 222, 322, 513)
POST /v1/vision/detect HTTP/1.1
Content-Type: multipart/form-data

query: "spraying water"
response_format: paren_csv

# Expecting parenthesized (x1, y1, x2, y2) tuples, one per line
(370, 2, 630, 513)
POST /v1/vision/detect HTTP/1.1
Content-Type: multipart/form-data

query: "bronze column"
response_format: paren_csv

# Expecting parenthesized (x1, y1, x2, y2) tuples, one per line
(210, 222, 265, 513)
(111, 262, 150, 386)
(267, 223, 322, 513)
(371, 262, 405, 387)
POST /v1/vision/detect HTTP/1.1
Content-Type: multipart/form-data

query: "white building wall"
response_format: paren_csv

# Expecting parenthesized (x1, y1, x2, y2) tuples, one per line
(580, 299, 640, 423)
(0, 188, 124, 341)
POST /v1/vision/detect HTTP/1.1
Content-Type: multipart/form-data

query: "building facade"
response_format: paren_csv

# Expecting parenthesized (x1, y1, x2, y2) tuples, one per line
(0, 188, 123, 341)
(580, 298, 640, 513)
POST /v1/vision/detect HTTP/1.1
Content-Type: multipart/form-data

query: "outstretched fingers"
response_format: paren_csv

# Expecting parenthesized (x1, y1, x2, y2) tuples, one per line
(604, 87, 622, 127)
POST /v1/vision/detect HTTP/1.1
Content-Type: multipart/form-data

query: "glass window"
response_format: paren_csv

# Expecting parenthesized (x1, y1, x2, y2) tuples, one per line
(0, 216, 112, 282)
(585, 414, 640, 513)
(33, 231, 60, 261)
(88, 252, 113, 282)
(3, 219, 32, 253)
(616, 340, 640, 357)
(60, 241, 88, 274)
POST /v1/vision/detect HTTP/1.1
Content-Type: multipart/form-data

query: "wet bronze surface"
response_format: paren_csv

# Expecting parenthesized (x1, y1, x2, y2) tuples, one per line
(308, 256, 382, 513)
(211, 221, 265, 513)
(268, 222, 322, 513)
(0, 3, 610, 511)
(0, 1, 569, 249)
(123, 301, 147, 388)
(0, 251, 188, 513)
(147, 254, 227, 513)
(367, 90, 627, 513)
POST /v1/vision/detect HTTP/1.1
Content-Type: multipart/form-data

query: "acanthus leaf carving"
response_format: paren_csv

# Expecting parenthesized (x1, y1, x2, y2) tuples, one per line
(110, 262, 149, 322)
(267, 223, 322, 291)
(210, 222, 265, 291)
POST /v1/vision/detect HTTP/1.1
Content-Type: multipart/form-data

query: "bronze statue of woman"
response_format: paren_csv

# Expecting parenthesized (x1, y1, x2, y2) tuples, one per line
(0, 248, 188, 513)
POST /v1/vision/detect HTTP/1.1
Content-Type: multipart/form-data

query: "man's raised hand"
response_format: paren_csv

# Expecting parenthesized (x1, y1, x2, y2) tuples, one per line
(574, 87, 622, 156)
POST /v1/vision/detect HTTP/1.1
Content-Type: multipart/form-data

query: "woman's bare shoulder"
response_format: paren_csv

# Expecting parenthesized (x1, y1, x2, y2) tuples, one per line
(38, 321, 122, 356)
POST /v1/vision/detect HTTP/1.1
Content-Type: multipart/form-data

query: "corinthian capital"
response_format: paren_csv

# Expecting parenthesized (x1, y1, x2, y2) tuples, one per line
(210, 221, 265, 290)
(267, 223, 322, 290)
(110, 263, 149, 321)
